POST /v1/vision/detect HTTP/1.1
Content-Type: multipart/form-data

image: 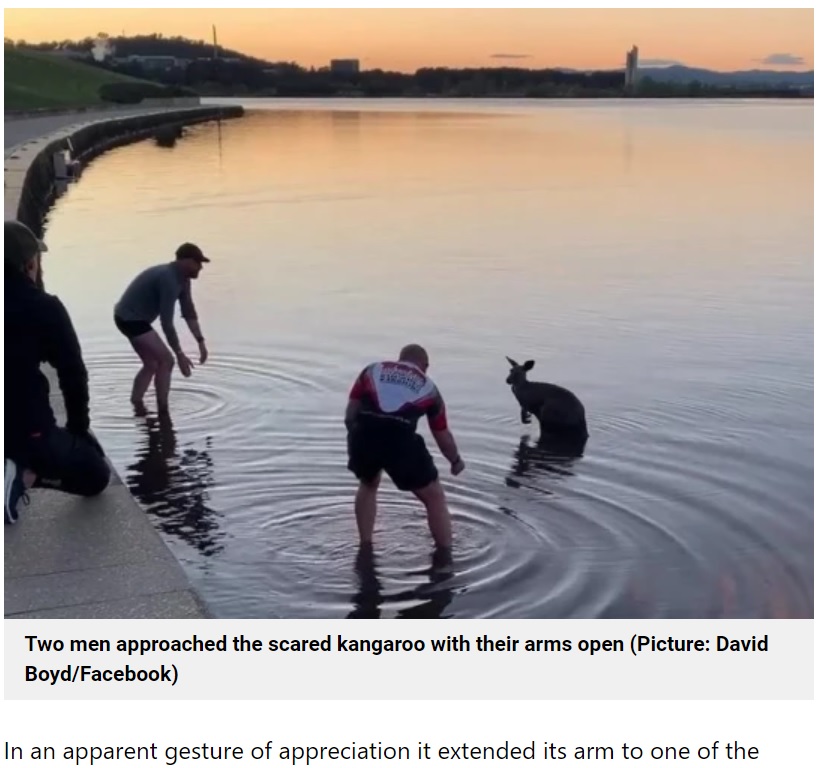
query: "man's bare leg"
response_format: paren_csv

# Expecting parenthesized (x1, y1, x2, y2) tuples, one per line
(153, 348, 176, 413)
(355, 473, 381, 544)
(413, 479, 453, 549)
(129, 331, 170, 410)
(130, 363, 156, 409)
(131, 330, 175, 412)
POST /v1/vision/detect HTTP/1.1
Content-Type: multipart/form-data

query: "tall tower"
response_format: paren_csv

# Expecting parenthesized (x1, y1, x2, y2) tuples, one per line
(625, 45, 639, 91)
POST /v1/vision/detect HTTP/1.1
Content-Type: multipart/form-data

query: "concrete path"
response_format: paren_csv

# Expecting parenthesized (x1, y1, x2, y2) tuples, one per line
(4, 107, 152, 151)
(4, 108, 213, 618)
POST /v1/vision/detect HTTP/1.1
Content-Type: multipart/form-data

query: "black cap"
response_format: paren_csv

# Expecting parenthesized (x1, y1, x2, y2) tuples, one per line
(175, 242, 210, 263)
(5, 219, 48, 271)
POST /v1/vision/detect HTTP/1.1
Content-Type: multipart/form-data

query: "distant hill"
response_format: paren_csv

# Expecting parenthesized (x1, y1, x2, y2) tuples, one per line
(5, 36, 812, 101)
(13, 35, 814, 90)
(4, 46, 196, 111)
(523, 64, 812, 90)
(637, 65, 813, 88)
(14, 33, 270, 67)
(4, 46, 148, 110)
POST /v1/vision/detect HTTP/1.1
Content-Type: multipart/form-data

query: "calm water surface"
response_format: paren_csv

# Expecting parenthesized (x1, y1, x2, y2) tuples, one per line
(40, 99, 813, 618)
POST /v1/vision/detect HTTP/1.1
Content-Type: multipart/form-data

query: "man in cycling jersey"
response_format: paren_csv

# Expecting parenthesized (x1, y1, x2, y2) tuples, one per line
(345, 343, 465, 550)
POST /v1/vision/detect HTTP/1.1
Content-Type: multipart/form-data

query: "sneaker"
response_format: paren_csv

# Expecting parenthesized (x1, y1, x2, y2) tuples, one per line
(4, 459, 29, 524)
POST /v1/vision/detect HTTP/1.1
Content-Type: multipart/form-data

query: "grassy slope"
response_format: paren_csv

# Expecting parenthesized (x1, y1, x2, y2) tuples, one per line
(5, 46, 147, 110)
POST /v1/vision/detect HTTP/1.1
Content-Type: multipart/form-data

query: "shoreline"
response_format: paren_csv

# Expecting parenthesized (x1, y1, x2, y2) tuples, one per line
(6, 104, 243, 241)
(4, 103, 244, 619)
(198, 93, 813, 100)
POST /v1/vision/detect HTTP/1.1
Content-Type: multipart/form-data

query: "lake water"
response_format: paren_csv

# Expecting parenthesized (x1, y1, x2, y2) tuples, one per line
(40, 98, 813, 619)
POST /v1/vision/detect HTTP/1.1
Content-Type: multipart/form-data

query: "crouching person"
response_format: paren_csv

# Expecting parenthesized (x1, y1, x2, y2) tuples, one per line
(4, 220, 110, 524)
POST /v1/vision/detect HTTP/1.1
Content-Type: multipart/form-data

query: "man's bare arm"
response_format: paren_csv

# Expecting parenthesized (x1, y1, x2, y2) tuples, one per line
(345, 399, 361, 431)
(428, 390, 464, 474)
(180, 284, 208, 363)
(431, 427, 461, 466)
(345, 367, 370, 430)
(180, 288, 206, 362)
(184, 316, 205, 343)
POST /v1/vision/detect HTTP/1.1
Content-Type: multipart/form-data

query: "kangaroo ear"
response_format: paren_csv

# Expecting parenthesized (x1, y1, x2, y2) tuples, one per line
(523, 360, 535, 371)
(506, 356, 518, 367)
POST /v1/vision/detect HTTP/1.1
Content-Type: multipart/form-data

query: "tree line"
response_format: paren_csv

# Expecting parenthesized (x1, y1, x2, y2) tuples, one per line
(5, 34, 811, 99)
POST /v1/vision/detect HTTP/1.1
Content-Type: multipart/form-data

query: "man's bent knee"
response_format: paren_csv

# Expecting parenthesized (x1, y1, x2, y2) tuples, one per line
(78, 455, 111, 497)
(141, 358, 160, 375)
(412, 478, 447, 506)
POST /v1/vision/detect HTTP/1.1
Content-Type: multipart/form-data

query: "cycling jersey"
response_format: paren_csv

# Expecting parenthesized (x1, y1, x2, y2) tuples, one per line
(348, 360, 448, 432)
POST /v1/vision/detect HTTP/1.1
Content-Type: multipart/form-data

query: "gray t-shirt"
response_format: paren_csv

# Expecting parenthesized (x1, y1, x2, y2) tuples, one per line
(114, 263, 198, 352)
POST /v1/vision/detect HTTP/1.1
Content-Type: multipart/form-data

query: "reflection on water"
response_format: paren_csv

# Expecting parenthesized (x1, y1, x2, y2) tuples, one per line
(348, 545, 456, 620)
(40, 99, 813, 618)
(505, 433, 587, 491)
(125, 411, 224, 558)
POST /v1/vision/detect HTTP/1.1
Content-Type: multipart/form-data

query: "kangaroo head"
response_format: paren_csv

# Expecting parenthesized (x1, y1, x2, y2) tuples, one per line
(505, 356, 535, 386)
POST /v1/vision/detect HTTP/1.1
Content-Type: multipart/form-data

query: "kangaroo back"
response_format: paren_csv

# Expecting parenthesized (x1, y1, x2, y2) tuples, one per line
(535, 383, 586, 429)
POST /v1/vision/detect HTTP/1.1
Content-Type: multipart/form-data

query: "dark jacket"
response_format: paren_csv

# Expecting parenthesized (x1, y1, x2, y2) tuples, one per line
(5, 267, 90, 448)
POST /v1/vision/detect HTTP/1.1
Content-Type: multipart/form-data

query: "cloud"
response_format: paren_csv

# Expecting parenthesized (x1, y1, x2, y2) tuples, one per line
(490, 53, 532, 60)
(758, 53, 805, 66)
(638, 58, 683, 68)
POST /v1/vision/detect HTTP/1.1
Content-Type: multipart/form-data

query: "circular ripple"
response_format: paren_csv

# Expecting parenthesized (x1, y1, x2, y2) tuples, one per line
(209, 477, 567, 619)
(147, 395, 807, 619)
(82, 344, 813, 620)
(84, 348, 334, 437)
(194, 428, 639, 619)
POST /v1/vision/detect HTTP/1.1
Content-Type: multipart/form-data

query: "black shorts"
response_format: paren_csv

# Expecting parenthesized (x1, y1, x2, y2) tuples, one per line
(347, 420, 438, 492)
(114, 314, 153, 339)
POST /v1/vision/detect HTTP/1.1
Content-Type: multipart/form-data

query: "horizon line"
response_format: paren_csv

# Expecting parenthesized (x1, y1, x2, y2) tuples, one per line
(7, 40, 814, 77)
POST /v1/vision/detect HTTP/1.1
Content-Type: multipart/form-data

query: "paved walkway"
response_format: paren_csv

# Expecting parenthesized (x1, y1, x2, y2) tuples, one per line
(4, 107, 151, 152)
(4, 108, 212, 618)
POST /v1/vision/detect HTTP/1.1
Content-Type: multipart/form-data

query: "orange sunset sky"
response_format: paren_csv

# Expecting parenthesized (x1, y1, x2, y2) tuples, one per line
(3, 8, 814, 73)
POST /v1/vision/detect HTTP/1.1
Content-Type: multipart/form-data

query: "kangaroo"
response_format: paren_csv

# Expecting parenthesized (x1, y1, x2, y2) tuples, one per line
(505, 356, 588, 439)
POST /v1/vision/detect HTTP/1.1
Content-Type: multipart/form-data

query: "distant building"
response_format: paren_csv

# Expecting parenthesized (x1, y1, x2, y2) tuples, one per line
(120, 54, 186, 71)
(263, 62, 298, 75)
(330, 58, 360, 75)
(624, 45, 639, 91)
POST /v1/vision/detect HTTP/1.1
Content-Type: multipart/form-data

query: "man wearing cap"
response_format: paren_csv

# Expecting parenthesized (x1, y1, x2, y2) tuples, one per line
(4, 220, 111, 524)
(113, 243, 210, 414)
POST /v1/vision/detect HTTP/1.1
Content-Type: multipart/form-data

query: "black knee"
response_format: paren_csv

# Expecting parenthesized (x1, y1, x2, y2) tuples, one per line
(78, 456, 112, 497)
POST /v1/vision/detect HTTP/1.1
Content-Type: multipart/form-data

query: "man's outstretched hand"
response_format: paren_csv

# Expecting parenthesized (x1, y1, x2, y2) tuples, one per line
(177, 351, 194, 377)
